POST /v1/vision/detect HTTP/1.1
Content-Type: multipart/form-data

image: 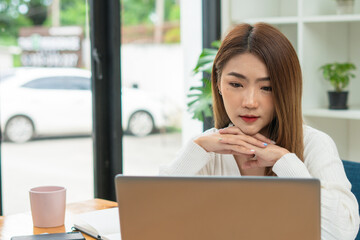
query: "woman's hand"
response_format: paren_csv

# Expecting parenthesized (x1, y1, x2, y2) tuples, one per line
(219, 126, 273, 144)
(241, 144, 290, 169)
(218, 126, 289, 169)
(194, 131, 268, 157)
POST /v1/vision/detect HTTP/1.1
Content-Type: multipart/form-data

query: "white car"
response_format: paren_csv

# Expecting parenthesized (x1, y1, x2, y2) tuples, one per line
(0, 67, 172, 143)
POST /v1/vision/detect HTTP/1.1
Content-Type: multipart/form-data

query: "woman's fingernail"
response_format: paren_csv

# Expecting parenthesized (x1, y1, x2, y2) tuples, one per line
(250, 149, 255, 152)
(271, 140, 276, 144)
(263, 143, 268, 146)
(218, 137, 222, 141)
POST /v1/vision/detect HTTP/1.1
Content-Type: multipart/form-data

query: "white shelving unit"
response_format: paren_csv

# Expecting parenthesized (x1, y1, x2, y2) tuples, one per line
(221, 0, 360, 162)
(303, 107, 360, 120)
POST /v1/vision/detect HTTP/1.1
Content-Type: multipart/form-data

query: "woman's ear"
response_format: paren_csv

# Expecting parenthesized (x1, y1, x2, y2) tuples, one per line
(217, 82, 222, 95)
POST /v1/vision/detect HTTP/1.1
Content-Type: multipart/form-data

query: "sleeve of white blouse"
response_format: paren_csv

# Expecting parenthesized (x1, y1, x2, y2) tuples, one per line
(273, 127, 360, 240)
(159, 129, 216, 176)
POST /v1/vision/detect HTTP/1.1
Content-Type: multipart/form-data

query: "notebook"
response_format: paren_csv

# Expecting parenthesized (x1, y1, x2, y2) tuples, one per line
(73, 207, 120, 240)
(115, 175, 321, 240)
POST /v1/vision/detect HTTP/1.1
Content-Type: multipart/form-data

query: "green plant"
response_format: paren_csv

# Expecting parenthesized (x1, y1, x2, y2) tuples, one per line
(319, 62, 356, 92)
(187, 40, 220, 121)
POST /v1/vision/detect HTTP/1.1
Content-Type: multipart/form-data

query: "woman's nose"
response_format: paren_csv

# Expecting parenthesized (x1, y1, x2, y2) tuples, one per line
(241, 89, 258, 109)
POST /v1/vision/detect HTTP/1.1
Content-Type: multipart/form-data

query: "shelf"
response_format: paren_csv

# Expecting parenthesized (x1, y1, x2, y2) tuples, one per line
(302, 14, 360, 23)
(240, 15, 360, 25)
(222, 0, 360, 165)
(241, 17, 298, 25)
(303, 108, 360, 120)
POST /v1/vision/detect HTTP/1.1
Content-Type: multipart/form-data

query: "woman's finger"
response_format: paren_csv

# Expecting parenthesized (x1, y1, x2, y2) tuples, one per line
(219, 134, 268, 148)
(219, 126, 243, 135)
(219, 126, 274, 145)
(217, 150, 251, 156)
(252, 133, 274, 144)
(219, 142, 255, 155)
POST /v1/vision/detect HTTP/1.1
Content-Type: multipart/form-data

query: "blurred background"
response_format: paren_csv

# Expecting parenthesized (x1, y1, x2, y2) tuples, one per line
(1, 0, 360, 216)
(0, 0, 185, 215)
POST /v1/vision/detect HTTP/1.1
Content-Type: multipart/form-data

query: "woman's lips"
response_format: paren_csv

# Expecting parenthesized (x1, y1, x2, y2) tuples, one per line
(240, 115, 259, 123)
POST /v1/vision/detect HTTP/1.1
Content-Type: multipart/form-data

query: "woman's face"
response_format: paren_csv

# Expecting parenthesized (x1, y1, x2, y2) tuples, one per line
(219, 53, 274, 136)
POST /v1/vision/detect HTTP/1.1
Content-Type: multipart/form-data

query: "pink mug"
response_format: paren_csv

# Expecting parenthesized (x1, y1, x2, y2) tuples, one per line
(29, 186, 66, 228)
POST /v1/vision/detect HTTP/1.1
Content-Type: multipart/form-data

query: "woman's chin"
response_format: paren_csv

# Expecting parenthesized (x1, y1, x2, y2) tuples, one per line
(234, 121, 271, 136)
(237, 126, 260, 136)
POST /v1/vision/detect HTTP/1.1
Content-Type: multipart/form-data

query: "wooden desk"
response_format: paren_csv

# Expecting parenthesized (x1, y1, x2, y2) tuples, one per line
(0, 199, 118, 240)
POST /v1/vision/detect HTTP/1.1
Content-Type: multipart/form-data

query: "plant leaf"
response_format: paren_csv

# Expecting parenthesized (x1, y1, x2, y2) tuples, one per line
(188, 40, 220, 121)
(187, 78, 213, 121)
(211, 40, 221, 48)
(319, 62, 357, 91)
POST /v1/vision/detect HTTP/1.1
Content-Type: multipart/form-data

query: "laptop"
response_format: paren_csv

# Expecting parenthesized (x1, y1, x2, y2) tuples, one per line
(115, 175, 320, 240)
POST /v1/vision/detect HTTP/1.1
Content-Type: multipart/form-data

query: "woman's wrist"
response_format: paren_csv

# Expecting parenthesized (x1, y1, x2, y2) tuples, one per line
(281, 148, 290, 156)
(276, 148, 290, 162)
(194, 137, 206, 151)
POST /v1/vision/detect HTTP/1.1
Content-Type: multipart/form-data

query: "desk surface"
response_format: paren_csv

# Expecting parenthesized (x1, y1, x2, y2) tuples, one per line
(0, 199, 118, 240)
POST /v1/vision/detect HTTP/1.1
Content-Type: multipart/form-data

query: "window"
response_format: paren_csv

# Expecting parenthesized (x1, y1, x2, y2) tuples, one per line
(0, 0, 94, 215)
(121, 0, 183, 176)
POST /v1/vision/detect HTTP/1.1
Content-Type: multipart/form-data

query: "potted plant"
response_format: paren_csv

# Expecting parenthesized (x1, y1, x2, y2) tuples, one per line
(335, 0, 355, 14)
(319, 62, 356, 109)
(187, 40, 220, 121)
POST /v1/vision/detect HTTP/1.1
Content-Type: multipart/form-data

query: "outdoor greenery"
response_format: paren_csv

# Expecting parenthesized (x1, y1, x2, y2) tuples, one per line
(187, 40, 220, 121)
(0, 0, 180, 46)
(122, 0, 179, 25)
(0, 0, 50, 43)
(60, 0, 87, 26)
(319, 62, 357, 92)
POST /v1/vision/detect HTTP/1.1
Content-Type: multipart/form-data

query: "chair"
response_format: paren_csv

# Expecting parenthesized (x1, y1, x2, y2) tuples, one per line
(342, 160, 360, 240)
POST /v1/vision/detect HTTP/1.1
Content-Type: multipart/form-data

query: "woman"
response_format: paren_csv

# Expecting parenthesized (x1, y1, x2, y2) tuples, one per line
(160, 23, 359, 239)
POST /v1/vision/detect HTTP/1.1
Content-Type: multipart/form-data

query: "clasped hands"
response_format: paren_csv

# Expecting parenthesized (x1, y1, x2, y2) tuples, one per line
(194, 126, 289, 169)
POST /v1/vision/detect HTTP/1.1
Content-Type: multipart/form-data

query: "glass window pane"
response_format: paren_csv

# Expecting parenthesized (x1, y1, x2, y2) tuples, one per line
(122, 0, 183, 175)
(0, 0, 93, 215)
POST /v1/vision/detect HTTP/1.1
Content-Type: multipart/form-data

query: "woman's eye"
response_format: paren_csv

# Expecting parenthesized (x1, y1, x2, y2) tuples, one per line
(230, 83, 242, 88)
(261, 86, 272, 92)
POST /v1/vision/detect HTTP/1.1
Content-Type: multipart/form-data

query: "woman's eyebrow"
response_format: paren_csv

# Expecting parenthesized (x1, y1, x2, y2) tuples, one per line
(227, 72, 247, 79)
(257, 77, 270, 82)
(227, 72, 270, 82)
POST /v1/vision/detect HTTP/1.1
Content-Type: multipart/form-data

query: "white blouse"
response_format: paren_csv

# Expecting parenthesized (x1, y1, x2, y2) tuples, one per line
(160, 125, 360, 240)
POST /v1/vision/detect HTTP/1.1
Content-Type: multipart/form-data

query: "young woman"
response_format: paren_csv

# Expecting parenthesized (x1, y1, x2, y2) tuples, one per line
(160, 23, 359, 239)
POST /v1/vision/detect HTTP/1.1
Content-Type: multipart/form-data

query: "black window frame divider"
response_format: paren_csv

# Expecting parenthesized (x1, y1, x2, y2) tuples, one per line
(89, 0, 122, 201)
(202, 0, 221, 131)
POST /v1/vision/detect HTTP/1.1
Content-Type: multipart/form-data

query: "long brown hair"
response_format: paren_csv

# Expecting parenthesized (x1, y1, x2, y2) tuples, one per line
(211, 23, 304, 176)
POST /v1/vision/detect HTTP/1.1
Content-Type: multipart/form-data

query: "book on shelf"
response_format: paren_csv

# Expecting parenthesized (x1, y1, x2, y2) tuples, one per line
(73, 207, 121, 240)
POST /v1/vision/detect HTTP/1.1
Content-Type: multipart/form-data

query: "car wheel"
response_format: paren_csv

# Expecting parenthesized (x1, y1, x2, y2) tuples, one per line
(5, 116, 35, 143)
(128, 111, 154, 137)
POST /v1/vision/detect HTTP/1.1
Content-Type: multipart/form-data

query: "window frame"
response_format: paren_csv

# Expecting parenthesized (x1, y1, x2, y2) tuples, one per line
(89, 0, 122, 201)
(202, 0, 221, 131)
